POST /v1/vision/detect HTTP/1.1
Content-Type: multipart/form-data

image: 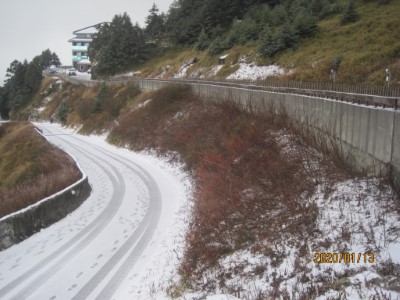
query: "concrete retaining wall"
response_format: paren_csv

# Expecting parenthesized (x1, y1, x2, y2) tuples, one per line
(0, 176, 91, 250)
(59, 76, 400, 190)
(0, 129, 92, 250)
(132, 79, 400, 188)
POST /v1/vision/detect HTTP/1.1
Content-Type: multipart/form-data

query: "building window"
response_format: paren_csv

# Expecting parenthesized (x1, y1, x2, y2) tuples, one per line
(73, 42, 77, 46)
(73, 52, 77, 56)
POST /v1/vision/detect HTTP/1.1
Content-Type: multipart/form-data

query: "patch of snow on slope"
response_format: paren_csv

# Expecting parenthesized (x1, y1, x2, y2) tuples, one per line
(174, 64, 191, 78)
(203, 65, 224, 78)
(227, 64, 285, 80)
(180, 177, 400, 299)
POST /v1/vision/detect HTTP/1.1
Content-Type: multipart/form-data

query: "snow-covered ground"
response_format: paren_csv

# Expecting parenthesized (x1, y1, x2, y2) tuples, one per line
(0, 123, 193, 300)
(226, 63, 285, 81)
(177, 132, 400, 299)
(28, 68, 400, 299)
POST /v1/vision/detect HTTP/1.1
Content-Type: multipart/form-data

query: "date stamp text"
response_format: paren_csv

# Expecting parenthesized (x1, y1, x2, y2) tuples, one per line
(314, 252, 375, 264)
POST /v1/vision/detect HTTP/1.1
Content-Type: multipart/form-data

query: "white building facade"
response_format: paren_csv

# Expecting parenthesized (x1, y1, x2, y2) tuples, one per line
(68, 24, 103, 72)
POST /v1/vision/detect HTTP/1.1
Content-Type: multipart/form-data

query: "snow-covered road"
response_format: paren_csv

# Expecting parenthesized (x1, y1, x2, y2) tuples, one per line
(0, 123, 190, 299)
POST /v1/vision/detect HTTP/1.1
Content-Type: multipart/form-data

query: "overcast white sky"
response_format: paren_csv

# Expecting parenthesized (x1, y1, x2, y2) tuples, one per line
(0, 0, 174, 86)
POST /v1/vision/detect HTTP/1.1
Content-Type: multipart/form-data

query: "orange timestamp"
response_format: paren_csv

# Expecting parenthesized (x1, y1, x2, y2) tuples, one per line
(314, 252, 375, 264)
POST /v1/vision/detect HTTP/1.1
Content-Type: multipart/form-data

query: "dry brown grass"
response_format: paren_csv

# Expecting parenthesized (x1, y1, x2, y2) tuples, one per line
(0, 122, 81, 217)
(108, 85, 352, 294)
(40, 82, 141, 134)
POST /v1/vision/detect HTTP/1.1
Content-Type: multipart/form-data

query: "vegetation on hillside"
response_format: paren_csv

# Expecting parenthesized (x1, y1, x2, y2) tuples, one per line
(88, 13, 150, 77)
(86, 0, 399, 86)
(29, 76, 400, 297)
(38, 79, 141, 134)
(91, 0, 338, 76)
(0, 122, 81, 217)
(0, 49, 61, 119)
(281, 0, 400, 84)
(105, 85, 399, 298)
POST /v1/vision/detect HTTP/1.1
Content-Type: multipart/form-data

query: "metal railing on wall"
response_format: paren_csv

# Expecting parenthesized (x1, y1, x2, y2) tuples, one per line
(57, 74, 400, 109)
(245, 79, 400, 98)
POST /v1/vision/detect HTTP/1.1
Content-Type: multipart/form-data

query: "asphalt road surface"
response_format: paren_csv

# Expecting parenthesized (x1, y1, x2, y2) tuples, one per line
(0, 123, 187, 299)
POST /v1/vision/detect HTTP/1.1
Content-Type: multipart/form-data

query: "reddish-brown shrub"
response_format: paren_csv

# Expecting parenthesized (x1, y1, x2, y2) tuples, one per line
(108, 85, 349, 291)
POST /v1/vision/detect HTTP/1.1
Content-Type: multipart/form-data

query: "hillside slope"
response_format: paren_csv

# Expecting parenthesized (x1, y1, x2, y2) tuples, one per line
(30, 78, 400, 298)
(131, 1, 400, 86)
(278, 0, 400, 84)
(0, 122, 81, 217)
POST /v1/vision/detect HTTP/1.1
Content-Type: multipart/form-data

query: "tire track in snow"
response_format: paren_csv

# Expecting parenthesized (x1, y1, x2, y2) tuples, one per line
(2, 131, 126, 299)
(68, 137, 162, 299)
(1, 124, 164, 299)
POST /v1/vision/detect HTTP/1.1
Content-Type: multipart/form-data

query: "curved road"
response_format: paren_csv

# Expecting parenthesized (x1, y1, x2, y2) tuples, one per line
(0, 123, 188, 299)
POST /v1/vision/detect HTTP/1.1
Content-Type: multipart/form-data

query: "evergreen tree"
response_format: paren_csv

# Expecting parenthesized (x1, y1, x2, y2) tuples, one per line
(50, 52, 61, 67)
(145, 3, 165, 39)
(91, 13, 147, 76)
(88, 23, 111, 64)
(341, 0, 359, 25)
(0, 49, 60, 118)
(5, 60, 20, 79)
(258, 26, 284, 56)
(40, 49, 53, 69)
(166, 0, 204, 44)
(279, 22, 298, 49)
(0, 86, 8, 119)
(23, 56, 43, 97)
(208, 38, 227, 55)
(195, 28, 210, 51)
(238, 18, 259, 44)
(92, 82, 110, 113)
(293, 9, 319, 38)
(8, 60, 28, 112)
(57, 100, 69, 123)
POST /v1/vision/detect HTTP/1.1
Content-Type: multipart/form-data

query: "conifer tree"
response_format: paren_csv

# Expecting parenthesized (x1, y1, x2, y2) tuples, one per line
(57, 100, 69, 123)
(145, 3, 165, 39)
(40, 49, 53, 69)
(341, 0, 359, 25)
(294, 9, 319, 38)
(24, 56, 43, 97)
(258, 27, 283, 57)
(0, 86, 8, 119)
(93, 82, 110, 113)
(91, 13, 147, 76)
(50, 52, 61, 67)
(195, 28, 210, 51)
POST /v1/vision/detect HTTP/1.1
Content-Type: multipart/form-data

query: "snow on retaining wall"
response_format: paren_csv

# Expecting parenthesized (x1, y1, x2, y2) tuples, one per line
(58, 75, 400, 192)
(0, 129, 91, 250)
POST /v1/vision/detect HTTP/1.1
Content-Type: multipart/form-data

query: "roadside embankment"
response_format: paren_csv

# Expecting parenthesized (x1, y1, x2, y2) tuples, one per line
(0, 122, 91, 250)
(33, 77, 400, 297)
(0, 175, 90, 250)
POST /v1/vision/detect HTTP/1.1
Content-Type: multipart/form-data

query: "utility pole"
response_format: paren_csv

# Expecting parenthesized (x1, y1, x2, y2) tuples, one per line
(386, 68, 391, 88)
(330, 69, 337, 89)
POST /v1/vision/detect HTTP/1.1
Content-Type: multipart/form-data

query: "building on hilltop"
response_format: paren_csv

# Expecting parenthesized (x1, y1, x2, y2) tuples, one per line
(68, 23, 104, 72)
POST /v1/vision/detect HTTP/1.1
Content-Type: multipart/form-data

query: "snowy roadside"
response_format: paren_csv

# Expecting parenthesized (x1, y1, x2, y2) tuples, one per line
(52, 126, 243, 300)
(0, 123, 194, 299)
(34, 68, 399, 299)
(54, 125, 196, 299)
(55, 124, 196, 299)
(176, 131, 400, 299)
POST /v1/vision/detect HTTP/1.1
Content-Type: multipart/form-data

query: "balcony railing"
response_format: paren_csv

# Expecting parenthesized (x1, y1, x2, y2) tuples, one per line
(72, 56, 89, 62)
(72, 46, 88, 52)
